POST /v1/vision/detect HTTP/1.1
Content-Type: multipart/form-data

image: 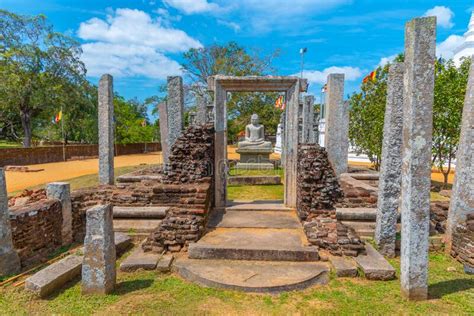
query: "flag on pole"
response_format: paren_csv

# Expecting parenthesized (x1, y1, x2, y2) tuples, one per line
(54, 111, 62, 123)
(141, 119, 147, 127)
(275, 95, 286, 110)
(321, 84, 327, 93)
(299, 47, 307, 54)
(362, 70, 377, 84)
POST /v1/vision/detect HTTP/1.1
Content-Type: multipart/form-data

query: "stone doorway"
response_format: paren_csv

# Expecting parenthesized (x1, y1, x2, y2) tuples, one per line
(207, 76, 308, 208)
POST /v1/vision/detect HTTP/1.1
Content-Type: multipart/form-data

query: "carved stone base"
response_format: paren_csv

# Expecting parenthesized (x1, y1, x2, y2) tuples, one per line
(235, 163, 274, 170)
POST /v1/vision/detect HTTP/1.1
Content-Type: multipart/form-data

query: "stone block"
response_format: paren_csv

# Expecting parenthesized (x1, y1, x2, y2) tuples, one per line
(98, 74, 114, 185)
(47, 182, 73, 245)
(157, 254, 174, 272)
(354, 244, 395, 280)
(119, 246, 160, 272)
(82, 204, 116, 295)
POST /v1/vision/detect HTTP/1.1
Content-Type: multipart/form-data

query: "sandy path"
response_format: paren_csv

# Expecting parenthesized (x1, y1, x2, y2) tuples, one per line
(5, 152, 162, 193)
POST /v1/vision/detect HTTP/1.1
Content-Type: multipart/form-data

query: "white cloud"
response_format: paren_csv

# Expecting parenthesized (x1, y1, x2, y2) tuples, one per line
(217, 19, 241, 32)
(437, 35, 464, 59)
(301, 66, 363, 85)
(163, 0, 220, 14)
(424, 6, 454, 29)
(378, 54, 398, 67)
(78, 8, 202, 79)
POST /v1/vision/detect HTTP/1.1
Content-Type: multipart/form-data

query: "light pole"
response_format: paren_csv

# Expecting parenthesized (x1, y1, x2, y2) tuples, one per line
(300, 47, 307, 78)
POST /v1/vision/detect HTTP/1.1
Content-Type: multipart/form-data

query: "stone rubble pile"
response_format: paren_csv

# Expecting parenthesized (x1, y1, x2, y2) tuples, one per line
(297, 144, 365, 256)
(8, 189, 47, 207)
(162, 124, 215, 184)
(451, 214, 474, 268)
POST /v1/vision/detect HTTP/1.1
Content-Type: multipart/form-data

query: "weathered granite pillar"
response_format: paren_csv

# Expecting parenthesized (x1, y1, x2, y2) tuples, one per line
(98, 74, 114, 185)
(158, 102, 170, 164)
(167, 76, 184, 148)
(446, 56, 474, 252)
(195, 92, 207, 125)
(213, 82, 227, 208)
(324, 73, 348, 176)
(400, 16, 436, 301)
(375, 62, 405, 257)
(302, 95, 315, 144)
(46, 182, 72, 246)
(0, 168, 20, 276)
(82, 204, 116, 295)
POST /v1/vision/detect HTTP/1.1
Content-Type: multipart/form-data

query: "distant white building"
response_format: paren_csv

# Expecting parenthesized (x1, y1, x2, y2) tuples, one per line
(453, 11, 474, 66)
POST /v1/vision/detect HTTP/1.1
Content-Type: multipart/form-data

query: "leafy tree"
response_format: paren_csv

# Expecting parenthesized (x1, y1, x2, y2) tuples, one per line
(432, 57, 471, 186)
(0, 10, 85, 147)
(115, 96, 154, 144)
(181, 42, 281, 142)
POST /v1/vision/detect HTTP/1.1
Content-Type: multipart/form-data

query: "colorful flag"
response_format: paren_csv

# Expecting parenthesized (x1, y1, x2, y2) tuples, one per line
(275, 95, 285, 109)
(54, 111, 62, 123)
(363, 71, 377, 84)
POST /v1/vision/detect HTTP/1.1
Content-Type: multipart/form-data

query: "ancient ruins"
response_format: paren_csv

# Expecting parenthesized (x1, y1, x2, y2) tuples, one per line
(0, 14, 472, 303)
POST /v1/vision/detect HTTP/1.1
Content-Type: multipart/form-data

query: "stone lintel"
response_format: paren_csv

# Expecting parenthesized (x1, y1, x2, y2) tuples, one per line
(207, 75, 308, 92)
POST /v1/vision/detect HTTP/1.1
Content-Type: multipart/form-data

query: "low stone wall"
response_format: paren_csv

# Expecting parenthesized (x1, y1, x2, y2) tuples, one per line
(0, 142, 161, 167)
(9, 199, 63, 267)
(297, 145, 365, 256)
(337, 173, 378, 208)
(451, 214, 474, 268)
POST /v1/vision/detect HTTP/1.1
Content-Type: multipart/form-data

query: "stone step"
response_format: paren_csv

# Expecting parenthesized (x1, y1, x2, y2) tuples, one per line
(120, 246, 161, 272)
(188, 228, 318, 261)
(25, 233, 131, 298)
(225, 202, 293, 212)
(208, 210, 301, 229)
(228, 175, 281, 186)
(113, 219, 162, 233)
(329, 255, 358, 277)
(336, 208, 401, 222)
(341, 221, 376, 231)
(113, 206, 169, 219)
(174, 258, 329, 293)
(354, 244, 396, 280)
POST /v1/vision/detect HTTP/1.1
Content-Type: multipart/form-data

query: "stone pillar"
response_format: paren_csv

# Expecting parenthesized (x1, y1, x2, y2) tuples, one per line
(213, 83, 227, 208)
(400, 16, 436, 301)
(324, 73, 348, 176)
(46, 182, 72, 246)
(189, 111, 197, 126)
(167, 76, 184, 149)
(302, 95, 315, 144)
(98, 74, 114, 185)
(375, 62, 405, 257)
(82, 204, 116, 295)
(0, 168, 20, 276)
(158, 102, 170, 164)
(195, 92, 207, 125)
(446, 56, 474, 251)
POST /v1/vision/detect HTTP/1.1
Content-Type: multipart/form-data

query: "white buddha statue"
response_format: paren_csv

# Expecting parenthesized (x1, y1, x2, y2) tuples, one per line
(238, 114, 272, 149)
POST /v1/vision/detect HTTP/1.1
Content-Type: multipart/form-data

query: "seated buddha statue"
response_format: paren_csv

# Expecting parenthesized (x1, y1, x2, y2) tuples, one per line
(238, 114, 272, 149)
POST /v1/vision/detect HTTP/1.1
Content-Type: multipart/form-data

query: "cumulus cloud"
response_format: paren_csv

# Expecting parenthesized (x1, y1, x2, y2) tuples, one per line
(301, 66, 362, 85)
(217, 19, 241, 32)
(424, 6, 454, 29)
(436, 35, 464, 59)
(378, 54, 398, 67)
(78, 8, 202, 79)
(163, 0, 220, 14)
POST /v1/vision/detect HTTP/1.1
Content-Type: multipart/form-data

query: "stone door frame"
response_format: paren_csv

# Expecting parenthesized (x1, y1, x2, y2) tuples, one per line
(207, 76, 308, 209)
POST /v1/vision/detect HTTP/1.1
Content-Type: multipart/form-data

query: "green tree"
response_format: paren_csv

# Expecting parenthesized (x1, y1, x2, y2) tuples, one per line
(0, 10, 85, 147)
(432, 57, 471, 186)
(115, 96, 154, 144)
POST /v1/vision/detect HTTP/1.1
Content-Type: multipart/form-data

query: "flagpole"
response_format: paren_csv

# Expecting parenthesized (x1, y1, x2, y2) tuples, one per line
(61, 104, 66, 161)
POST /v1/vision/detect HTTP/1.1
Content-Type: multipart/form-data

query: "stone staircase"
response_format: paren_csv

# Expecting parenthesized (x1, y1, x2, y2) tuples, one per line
(112, 206, 169, 237)
(175, 202, 329, 292)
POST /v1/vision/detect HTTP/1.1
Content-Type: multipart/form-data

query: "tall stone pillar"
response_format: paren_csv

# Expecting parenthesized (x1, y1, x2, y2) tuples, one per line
(0, 168, 20, 276)
(375, 62, 405, 257)
(82, 204, 116, 295)
(400, 16, 436, 301)
(167, 76, 184, 149)
(195, 91, 208, 125)
(324, 73, 348, 176)
(302, 95, 315, 144)
(445, 56, 474, 252)
(98, 74, 114, 185)
(46, 182, 73, 245)
(158, 102, 170, 164)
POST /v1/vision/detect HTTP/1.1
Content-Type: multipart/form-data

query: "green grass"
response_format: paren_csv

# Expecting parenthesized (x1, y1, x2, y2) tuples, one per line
(0, 141, 21, 149)
(229, 168, 284, 177)
(228, 184, 284, 201)
(431, 191, 451, 202)
(0, 252, 472, 315)
(12, 165, 157, 195)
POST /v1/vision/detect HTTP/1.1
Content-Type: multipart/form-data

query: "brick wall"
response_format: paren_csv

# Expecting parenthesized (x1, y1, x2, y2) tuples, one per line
(0, 142, 161, 167)
(9, 199, 63, 268)
(451, 214, 474, 268)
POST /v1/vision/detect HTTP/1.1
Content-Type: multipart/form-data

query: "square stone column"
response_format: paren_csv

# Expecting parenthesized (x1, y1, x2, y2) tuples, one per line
(302, 95, 315, 144)
(375, 62, 405, 257)
(98, 74, 114, 185)
(82, 204, 116, 295)
(400, 16, 436, 301)
(213, 83, 228, 208)
(158, 102, 170, 164)
(46, 182, 72, 246)
(167, 76, 184, 149)
(0, 168, 20, 277)
(195, 91, 208, 125)
(324, 73, 348, 176)
(445, 56, 474, 251)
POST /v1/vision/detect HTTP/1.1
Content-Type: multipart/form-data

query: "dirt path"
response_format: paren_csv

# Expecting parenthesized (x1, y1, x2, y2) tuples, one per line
(5, 152, 162, 193)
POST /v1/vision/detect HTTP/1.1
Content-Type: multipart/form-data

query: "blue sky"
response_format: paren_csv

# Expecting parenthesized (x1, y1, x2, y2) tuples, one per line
(1, 0, 473, 111)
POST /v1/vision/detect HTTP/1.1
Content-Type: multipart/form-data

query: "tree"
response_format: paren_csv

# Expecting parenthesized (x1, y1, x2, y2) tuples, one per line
(115, 96, 154, 144)
(0, 10, 85, 147)
(432, 57, 471, 186)
(181, 42, 281, 142)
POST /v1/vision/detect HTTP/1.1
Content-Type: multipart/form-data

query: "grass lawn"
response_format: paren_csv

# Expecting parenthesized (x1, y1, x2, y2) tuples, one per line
(228, 167, 284, 201)
(0, 141, 21, 149)
(0, 252, 472, 315)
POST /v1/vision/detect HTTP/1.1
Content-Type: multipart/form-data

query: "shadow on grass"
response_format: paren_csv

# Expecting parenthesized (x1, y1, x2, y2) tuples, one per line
(115, 278, 154, 295)
(429, 278, 474, 299)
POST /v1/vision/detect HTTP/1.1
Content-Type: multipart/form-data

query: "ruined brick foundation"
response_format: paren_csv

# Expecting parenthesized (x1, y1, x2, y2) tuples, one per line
(297, 144, 365, 256)
(451, 214, 474, 269)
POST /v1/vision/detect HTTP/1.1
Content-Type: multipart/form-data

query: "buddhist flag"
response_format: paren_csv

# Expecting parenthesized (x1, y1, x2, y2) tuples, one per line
(363, 70, 377, 84)
(275, 95, 285, 109)
(54, 111, 62, 123)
